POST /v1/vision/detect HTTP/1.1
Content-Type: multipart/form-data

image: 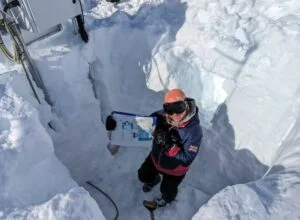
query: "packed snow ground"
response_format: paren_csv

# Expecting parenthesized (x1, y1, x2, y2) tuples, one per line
(0, 0, 300, 219)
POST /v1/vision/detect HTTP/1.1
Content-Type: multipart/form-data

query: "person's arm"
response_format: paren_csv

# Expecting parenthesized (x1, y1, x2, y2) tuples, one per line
(164, 126, 202, 165)
(150, 109, 163, 118)
(150, 110, 165, 132)
(175, 126, 202, 166)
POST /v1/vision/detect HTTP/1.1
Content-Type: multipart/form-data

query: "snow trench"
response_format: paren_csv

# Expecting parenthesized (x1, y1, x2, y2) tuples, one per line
(1, 0, 300, 219)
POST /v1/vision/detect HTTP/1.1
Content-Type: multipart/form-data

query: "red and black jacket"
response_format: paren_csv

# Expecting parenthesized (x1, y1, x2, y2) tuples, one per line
(150, 99, 203, 176)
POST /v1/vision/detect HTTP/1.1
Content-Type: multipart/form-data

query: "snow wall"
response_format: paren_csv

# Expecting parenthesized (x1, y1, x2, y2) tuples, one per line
(0, 0, 300, 219)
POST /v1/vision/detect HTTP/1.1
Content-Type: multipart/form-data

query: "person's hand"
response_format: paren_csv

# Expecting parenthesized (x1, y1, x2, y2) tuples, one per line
(164, 129, 181, 150)
(168, 129, 181, 145)
(153, 129, 182, 150)
(105, 115, 117, 131)
(153, 130, 168, 146)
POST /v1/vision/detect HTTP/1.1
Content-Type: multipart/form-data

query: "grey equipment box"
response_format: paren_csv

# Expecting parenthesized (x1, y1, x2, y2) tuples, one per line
(2, 0, 82, 44)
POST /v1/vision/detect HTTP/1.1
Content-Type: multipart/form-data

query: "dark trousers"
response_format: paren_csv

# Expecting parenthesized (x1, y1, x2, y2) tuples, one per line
(138, 154, 185, 202)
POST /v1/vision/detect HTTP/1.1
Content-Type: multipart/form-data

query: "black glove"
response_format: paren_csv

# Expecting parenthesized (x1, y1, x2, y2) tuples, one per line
(153, 130, 168, 146)
(153, 129, 182, 150)
(105, 115, 117, 131)
(165, 129, 182, 150)
(168, 129, 181, 145)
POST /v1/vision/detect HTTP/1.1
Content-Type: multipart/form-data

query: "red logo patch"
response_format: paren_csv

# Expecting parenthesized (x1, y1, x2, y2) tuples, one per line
(188, 145, 198, 152)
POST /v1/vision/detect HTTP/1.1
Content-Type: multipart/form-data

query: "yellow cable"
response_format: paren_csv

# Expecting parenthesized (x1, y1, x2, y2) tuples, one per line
(0, 18, 22, 63)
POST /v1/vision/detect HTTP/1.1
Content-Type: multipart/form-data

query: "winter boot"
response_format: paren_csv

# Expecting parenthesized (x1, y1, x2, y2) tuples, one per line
(154, 196, 168, 207)
(143, 175, 161, 192)
(143, 197, 168, 210)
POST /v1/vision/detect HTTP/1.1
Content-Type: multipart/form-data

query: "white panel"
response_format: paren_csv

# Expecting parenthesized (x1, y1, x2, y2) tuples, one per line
(23, 0, 81, 32)
(110, 112, 157, 147)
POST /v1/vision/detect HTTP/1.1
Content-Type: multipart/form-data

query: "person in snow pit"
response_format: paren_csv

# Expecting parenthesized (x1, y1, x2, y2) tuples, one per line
(105, 88, 203, 207)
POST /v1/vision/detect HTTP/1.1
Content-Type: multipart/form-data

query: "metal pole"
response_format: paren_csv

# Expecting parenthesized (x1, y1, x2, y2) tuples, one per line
(10, 18, 53, 105)
(149, 210, 155, 220)
(0, 10, 52, 106)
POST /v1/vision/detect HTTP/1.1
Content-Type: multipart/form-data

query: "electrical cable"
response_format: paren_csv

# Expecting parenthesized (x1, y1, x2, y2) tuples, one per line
(0, 36, 15, 61)
(0, 11, 42, 104)
(86, 181, 119, 220)
(0, 18, 21, 63)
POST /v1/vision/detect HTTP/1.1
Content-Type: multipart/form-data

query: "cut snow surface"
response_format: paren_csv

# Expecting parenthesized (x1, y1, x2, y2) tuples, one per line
(1, 187, 104, 220)
(0, 72, 102, 218)
(0, 0, 300, 219)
